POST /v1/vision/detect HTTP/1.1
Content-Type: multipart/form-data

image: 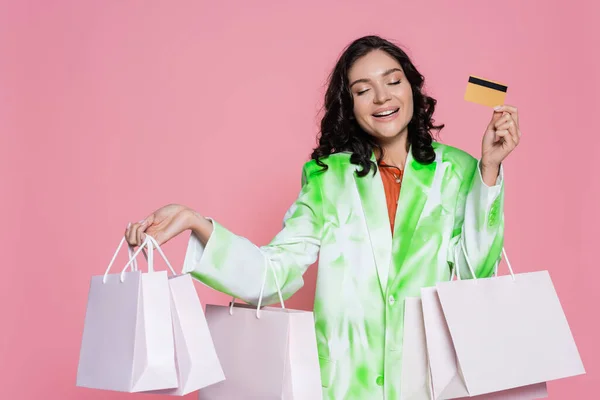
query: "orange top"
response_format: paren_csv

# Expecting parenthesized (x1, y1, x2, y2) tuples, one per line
(379, 162, 403, 234)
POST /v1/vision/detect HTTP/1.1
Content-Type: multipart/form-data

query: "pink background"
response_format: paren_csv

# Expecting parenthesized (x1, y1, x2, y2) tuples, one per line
(2, 1, 598, 398)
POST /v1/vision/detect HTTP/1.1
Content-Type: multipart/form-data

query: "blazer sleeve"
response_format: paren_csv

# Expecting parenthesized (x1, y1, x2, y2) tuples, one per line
(447, 159, 505, 279)
(181, 162, 324, 306)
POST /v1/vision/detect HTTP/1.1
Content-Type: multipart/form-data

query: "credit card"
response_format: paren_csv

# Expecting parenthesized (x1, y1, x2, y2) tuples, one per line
(464, 75, 507, 107)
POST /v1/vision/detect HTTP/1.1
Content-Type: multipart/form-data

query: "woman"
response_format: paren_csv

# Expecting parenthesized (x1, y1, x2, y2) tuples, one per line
(125, 35, 520, 399)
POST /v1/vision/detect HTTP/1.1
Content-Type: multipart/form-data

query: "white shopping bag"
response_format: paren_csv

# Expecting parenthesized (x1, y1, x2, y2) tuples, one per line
(401, 297, 432, 400)
(421, 286, 467, 400)
(198, 262, 322, 399)
(145, 273, 225, 395)
(76, 235, 178, 392)
(421, 285, 548, 400)
(435, 245, 585, 396)
(125, 237, 225, 396)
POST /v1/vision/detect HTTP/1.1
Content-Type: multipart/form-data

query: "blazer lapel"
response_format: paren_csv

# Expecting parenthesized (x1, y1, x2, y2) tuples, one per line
(391, 147, 438, 271)
(354, 153, 392, 298)
(354, 147, 440, 296)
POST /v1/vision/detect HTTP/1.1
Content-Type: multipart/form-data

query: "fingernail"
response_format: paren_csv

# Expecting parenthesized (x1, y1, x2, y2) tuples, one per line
(127, 222, 131, 228)
(493, 106, 502, 111)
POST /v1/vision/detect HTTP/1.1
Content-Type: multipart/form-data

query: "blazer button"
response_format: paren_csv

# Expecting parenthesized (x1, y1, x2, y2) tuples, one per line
(388, 295, 395, 305)
(376, 375, 384, 386)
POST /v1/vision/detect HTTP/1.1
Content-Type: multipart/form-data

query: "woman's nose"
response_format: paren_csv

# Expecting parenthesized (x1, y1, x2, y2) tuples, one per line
(373, 86, 392, 104)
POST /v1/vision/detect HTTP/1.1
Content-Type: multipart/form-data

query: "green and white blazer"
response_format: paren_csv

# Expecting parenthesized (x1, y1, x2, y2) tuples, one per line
(183, 141, 504, 399)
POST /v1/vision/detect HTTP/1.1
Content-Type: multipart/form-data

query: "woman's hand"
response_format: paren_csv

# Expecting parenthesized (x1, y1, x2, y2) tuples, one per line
(125, 204, 194, 247)
(480, 104, 521, 184)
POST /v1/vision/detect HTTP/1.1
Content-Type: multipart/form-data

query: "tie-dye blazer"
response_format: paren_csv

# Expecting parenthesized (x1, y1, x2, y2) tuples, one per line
(182, 141, 504, 399)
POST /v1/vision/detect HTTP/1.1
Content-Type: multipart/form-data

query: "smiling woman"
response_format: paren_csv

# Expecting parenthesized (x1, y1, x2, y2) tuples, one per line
(125, 35, 521, 399)
(349, 55, 418, 161)
(312, 36, 446, 178)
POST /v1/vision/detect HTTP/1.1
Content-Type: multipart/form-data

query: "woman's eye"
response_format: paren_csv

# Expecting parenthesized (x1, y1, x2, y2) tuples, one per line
(356, 89, 369, 96)
(389, 80, 401, 85)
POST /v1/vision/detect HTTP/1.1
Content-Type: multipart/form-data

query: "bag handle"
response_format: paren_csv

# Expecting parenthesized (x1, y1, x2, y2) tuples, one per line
(102, 233, 177, 283)
(103, 236, 139, 283)
(127, 242, 148, 272)
(119, 235, 177, 282)
(451, 241, 515, 282)
(229, 259, 286, 319)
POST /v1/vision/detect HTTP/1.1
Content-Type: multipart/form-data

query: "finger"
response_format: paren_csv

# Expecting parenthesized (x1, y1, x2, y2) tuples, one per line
(128, 222, 142, 246)
(494, 113, 512, 129)
(494, 129, 510, 143)
(506, 121, 519, 144)
(126, 223, 135, 246)
(134, 223, 144, 246)
(495, 119, 516, 132)
(124, 222, 132, 241)
(139, 229, 150, 246)
(495, 129, 517, 150)
(136, 220, 148, 246)
(496, 119, 519, 142)
(503, 131, 516, 150)
(493, 105, 518, 125)
(488, 110, 504, 127)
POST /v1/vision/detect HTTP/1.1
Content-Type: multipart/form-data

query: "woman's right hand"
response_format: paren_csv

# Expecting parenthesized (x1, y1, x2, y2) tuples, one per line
(125, 204, 195, 247)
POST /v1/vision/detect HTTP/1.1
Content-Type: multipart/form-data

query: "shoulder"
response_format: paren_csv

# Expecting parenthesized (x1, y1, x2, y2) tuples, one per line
(301, 144, 480, 179)
(432, 142, 478, 176)
(301, 152, 353, 179)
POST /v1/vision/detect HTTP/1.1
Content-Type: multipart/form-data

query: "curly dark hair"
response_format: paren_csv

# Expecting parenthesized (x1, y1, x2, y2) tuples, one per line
(311, 35, 444, 177)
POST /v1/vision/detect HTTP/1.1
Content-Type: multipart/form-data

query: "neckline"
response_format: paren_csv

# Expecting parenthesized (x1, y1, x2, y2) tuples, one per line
(378, 161, 403, 172)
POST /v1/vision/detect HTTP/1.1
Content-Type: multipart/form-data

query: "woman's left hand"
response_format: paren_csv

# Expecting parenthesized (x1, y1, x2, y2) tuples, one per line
(481, 104, 521, 169)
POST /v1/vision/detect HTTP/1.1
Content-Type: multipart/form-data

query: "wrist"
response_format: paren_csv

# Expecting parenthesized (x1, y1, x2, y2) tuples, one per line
(479, 161, 501, 186)
(480, 157, 500, 170)
(186, 209, 214, 244)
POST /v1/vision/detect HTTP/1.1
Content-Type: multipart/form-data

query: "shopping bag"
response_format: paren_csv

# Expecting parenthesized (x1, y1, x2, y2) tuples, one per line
(401, 297, 432, 400)
(197, 262, 322, 399)
(137, 238, 225, 396)
(421, 285, 548, 400)
(421, 286, 467, 399)
(76, 235, 178, 392)
(435, 245, 585, 396)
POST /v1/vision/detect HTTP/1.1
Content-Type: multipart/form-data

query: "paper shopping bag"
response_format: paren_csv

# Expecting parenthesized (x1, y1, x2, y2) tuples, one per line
(76, 236, 178, 392)
(198, 261, 322, 399)
(198, 303, 322, 399)
(421, 287, 467, 399)
(263, 305, 323, 399)
(421, 286, 548, 400)
(435, 247, 585, 396)
(143, 273, 225, 396)
(401, 297, 432, 400)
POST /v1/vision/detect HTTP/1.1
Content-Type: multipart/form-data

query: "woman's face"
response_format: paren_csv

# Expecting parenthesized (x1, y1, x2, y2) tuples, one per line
(348, 50, 414, 143)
